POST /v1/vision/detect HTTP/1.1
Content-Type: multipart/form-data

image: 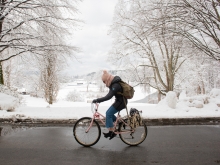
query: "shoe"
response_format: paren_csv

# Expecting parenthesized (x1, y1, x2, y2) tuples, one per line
(109, 132, 117, 140)
(103, 131, 117, 140)
(103, 132, 111, 138)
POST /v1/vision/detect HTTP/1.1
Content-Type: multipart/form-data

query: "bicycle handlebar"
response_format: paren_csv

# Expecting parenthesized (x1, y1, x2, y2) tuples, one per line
(91, 103, 99, 113)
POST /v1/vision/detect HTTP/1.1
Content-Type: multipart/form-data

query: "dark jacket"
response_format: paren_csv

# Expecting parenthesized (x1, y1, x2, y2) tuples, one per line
(96, 76, 127, 111)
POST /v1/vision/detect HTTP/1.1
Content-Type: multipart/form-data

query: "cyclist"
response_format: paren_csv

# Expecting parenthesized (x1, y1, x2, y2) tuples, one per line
(92, 70, 127, 140)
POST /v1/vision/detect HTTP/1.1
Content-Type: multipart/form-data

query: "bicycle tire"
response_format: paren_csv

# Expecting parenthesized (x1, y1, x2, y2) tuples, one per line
(73, 117, 101, 147)
(119, 120, 147, 146)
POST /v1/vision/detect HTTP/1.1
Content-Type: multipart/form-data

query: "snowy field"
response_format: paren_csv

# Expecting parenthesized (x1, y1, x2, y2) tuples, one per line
(0, 84, 220, 121)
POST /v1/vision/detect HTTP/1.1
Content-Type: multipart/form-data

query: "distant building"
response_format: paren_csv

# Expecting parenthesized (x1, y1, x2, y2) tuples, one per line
(89, 81, 97, 85)
(18, 88, 27, 95)
(68, 79, 86, 86)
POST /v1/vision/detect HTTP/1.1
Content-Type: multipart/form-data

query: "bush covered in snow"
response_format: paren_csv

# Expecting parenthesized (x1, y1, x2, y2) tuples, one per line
(157, 91, 177, 109)
(0, 85, 22, 111)
(210, 88, 220, 98)
(66, 90, 84, 102)
(0, 85, 22, 100)
(166, 91, 177, 109)
(179, 94, 210, 108)
(209, 88, 220, 106)
(178, 88, 220, 108)
(188, 100, 204, 108)
(157, 88, 220, 109)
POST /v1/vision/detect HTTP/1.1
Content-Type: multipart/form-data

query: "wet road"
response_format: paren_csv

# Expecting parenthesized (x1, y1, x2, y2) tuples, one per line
(0, 125, 220, 165)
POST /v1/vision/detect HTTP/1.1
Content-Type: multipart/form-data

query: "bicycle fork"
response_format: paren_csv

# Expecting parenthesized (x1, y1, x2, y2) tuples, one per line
(85, 118, 94, 133)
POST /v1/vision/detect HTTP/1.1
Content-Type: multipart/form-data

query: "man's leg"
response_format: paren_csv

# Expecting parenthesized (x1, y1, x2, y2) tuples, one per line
(104, 106, 118, 139)
(106, 106, 118, 129)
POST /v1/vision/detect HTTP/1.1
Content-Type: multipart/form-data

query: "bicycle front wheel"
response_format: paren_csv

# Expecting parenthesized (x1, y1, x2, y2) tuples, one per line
(73, 117, 101, 147)
(119, 120, 147, 146)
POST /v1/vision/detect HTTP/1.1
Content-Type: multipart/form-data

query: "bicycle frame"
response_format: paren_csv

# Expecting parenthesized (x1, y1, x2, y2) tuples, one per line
(86, 103, 134, 135)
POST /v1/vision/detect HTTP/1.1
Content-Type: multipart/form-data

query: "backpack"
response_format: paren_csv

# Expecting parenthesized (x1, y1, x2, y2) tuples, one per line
(117, 81, 135, 99)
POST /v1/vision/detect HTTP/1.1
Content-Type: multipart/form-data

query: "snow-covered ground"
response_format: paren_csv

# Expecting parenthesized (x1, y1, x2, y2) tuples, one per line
(0, 84, 220, 120)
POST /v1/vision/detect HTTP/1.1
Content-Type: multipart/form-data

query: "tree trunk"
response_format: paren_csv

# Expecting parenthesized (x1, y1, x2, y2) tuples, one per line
(0, 127, 2, 136)
(0, 1, 6, 85)
(87, 84, 89, 92)
(197, 85, 201, 95)
(158, 91, 161, 102)
(0, 62, 4, 85)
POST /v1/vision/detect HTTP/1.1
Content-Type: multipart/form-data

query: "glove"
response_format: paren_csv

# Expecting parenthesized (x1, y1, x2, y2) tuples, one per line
(92, 99, 98, 103)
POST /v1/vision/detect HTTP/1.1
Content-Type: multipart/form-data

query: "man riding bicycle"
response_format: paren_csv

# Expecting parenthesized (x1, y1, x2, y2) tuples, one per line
(92, 70, 127, 140)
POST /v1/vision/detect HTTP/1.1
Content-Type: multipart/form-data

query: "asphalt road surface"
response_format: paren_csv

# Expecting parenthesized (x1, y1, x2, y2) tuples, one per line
(0, 125, 220, 165)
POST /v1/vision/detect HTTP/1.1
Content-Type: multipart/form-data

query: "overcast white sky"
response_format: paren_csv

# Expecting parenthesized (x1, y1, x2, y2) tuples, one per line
(67, 0, 118, 76)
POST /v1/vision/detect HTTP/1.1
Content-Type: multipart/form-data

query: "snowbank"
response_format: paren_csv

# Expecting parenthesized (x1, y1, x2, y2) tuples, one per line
(0, 85, 22, 111)
(0, 93, 20, 111)
(210, 88, 220, 105)
(0, 86, 220, 120)
(153, 89, 220, 119)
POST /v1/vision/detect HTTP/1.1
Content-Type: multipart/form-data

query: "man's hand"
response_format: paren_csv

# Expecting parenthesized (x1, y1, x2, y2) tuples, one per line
(92, 99, 98, 103)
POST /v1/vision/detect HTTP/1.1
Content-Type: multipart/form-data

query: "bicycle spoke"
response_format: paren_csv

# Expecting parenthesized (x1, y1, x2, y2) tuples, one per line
(73, 117, 101, 147)
(119, 121, 147, 146)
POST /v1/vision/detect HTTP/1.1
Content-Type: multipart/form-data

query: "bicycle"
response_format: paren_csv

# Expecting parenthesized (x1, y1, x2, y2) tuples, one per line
(73, 103, 148, 147)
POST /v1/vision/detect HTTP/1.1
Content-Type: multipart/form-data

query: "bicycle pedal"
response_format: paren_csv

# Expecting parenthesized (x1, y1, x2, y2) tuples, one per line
(114, 129, 119, 133)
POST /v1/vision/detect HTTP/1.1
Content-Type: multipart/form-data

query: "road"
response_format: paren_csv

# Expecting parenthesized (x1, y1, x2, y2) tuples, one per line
(0, 125, 220, 165)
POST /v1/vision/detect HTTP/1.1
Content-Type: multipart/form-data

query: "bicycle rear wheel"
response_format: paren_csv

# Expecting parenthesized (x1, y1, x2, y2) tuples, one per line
(73, 117, 101, 147)
(119, 120, 147, 146)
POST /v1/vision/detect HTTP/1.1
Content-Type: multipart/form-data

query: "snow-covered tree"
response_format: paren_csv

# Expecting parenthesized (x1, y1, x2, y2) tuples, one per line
(109, 0, 193, 99)
(38, 52, 59, 104)
(0, 0, 81, 84)
(94, 70, 106, 92)
(179, 54, 220, 96)
(85, 72, 96, 92)
(165, 0, 220, 61)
